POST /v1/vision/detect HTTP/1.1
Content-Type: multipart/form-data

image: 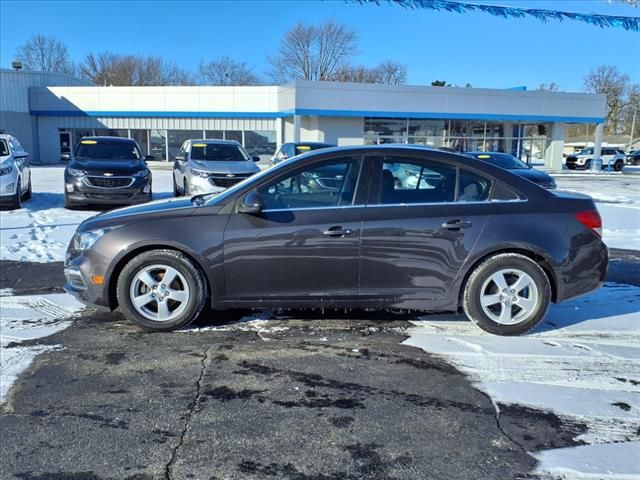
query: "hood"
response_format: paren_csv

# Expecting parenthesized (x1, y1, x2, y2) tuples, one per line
(511, 168, 554, 184)
(190, 160, 260, 174)
(79, 197, 196, 232)
(0, 157, 12, 166)
(71, 158, 147, 175)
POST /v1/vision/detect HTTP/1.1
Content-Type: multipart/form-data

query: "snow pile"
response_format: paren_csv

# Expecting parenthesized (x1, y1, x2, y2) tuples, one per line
(0, 292, 85, 403)
(404, 282, 640, 479)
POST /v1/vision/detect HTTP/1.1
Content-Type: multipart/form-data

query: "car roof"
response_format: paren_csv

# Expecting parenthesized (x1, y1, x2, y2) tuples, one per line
(189, 139, 240, 145)
(80, 136, 136, 143)
(288, 142, 335, 147)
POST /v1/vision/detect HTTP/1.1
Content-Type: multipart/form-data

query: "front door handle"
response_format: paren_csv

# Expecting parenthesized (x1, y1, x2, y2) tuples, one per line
(323, 226, 354, 237)
(441, 220, 472, 230)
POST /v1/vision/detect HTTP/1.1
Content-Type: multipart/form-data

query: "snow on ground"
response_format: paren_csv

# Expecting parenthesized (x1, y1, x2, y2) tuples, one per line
(0, 166, 174, 263)
(0, 291, 84, 403)
(404, 282, 640, 479)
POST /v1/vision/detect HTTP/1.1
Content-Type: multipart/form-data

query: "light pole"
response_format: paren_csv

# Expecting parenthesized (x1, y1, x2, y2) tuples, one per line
(629, 106, 638, 151)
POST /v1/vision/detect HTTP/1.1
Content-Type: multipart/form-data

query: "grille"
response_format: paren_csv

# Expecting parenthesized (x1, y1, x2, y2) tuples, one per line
(85, 176, 133, 188)
(85, 193, 132, 200)
(209, 175, 251, 188)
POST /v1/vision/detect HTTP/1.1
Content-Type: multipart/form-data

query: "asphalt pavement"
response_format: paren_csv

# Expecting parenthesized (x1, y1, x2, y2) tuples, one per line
(0, 249, 637, 480)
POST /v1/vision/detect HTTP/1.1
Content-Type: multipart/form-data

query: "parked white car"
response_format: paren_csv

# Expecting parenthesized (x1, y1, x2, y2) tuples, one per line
(172, 139, 260, 196)
(565, 147, 626, 171)
(0, 134, 32, 209)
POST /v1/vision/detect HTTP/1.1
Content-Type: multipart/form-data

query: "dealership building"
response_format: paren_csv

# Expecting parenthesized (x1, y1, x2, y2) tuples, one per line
(1, 69, 606, 169)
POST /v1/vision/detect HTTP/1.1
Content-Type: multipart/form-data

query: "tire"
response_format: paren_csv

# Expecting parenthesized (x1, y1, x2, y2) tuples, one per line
(614, 161, 624, 172)
(116, 249, 207, 332)
(173, 177, 180, 197)
(584, 160, 591, 171)
(64, 194, 80, 209)
(183, 180, 189, 196)
(8, 178, 22, 209)
(23, 175, 32, 201)
(462, 253, 551, 336)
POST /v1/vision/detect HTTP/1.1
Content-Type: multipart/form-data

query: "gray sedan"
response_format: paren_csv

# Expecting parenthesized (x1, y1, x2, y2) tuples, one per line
(172, 139, 261, 196)
(65, 145, 607, 336)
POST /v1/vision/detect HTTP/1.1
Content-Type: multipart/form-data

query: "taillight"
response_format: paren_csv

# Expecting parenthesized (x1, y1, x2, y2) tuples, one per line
(576, 210, 602, 237)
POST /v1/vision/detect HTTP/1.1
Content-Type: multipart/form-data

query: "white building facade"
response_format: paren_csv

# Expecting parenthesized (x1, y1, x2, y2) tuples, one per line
(1, 71, 606, 169)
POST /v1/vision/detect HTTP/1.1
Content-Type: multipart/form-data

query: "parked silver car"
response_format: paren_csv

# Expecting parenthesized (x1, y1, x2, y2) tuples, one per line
(172, 140, 261, 196)
(0, 134, 32, 209)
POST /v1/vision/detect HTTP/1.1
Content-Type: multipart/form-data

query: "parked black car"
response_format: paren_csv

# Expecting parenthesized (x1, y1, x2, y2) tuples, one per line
(64, 145, 607, 336)
(465, 152, 556, 189)
(64, 137, 154, 208)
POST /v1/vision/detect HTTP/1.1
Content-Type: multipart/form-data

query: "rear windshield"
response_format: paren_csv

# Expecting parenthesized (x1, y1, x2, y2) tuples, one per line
(0, 140, 8, 156)
(190, 143, 249, 161)
(470, 153, 529, 170)
(75, 140, 141, 160)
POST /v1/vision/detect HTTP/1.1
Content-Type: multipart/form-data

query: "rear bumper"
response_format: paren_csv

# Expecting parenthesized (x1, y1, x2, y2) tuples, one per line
(555, 239, 608, 303)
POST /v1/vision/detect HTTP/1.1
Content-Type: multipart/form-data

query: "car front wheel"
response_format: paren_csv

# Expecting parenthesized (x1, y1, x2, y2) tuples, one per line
(117, 249, 207, 331)
(462, 253, 551, 336)
(614, 161, 624, 172)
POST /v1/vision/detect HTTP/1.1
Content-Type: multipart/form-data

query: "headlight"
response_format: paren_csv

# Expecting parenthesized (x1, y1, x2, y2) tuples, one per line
(74, 229, 106, 250)
(133, 169, 150, 178)
(0, 165, 14, 176)
(68, 168, 86, 177)
(190, 168, 210, 178)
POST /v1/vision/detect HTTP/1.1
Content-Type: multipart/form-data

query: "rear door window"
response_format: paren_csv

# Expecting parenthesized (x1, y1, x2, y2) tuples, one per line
(458, 169, 492, 202)
(378, 158, 457, 204)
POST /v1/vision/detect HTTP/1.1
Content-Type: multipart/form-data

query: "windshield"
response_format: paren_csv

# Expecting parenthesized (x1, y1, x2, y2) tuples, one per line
(471, 153, 529, 169)
(191, 143, 250, 161)
(75, 140, 141, 160)
(0, 140, 8, 157)
(578, 148, 594, 155)
(295, 144, 332, 155)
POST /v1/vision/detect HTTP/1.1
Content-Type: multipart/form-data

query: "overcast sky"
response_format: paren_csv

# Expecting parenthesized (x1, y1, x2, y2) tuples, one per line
(1, 0, 638, 91)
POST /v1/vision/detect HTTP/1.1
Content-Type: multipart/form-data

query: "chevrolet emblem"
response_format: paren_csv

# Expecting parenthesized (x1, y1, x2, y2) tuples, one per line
(226, 174, 236, 178)
(104, 173, 114, 177)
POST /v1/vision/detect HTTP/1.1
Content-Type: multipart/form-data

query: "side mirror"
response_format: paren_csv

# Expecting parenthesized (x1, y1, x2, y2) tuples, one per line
(252, 156, 261, 163)
(175, 154, 185, 162)
(145, 155, 155, 162)
(238, 191, 264, 215)
(61, 153, 71, 161)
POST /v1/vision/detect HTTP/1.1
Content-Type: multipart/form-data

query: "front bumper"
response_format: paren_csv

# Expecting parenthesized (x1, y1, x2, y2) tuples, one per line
(64, 245, 111, 308)
(65, 174, 151, 205)
(186, 172, 255, 195)
(0, 171, 19, 198)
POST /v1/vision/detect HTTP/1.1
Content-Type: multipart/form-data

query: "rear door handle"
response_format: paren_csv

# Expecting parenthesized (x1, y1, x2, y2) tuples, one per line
(441, 220, 472, 230)
(323, 226, 354, 237)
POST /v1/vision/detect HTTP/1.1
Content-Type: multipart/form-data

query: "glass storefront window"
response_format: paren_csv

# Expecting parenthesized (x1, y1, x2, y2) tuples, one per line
(205, 130, 224, 140)
(225, 131, 243, 144)
(130, 130, 149, 156)
(364, 118, 407, 144)
(150, 129, 167, 162)
(168, 130, 202, 161)
(94, 129, 127, 137)
(408, 119, 446, 147)
(244, 130, 277, 162)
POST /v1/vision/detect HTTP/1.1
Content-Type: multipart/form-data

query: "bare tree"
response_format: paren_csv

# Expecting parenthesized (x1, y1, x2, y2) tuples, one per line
(15, 34, 75, 74)
(199, 57, 259, 86)
(80, 52, 191, 86)
(374, 60, 407, 85)
(584, 65, 630, 133)
(269, 20, 357, 83)
(431, 80, 450, 87)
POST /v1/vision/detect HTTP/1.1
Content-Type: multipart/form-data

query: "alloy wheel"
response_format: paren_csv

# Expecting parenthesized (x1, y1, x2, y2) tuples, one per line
(479, 268, 539, 325)
(129, 264, 190, 322)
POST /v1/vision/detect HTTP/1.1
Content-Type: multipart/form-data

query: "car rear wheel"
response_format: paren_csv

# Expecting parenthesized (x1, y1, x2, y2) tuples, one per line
(462, 253, 551, 336)
(117, 249, 207, 331)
